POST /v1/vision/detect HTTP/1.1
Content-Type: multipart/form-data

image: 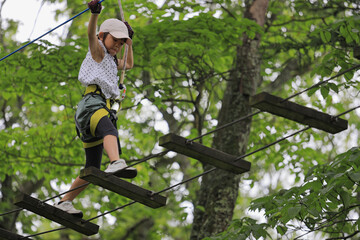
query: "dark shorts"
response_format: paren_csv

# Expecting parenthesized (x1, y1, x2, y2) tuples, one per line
(75, 94, 110, 147)
(84, 116, 119, 168)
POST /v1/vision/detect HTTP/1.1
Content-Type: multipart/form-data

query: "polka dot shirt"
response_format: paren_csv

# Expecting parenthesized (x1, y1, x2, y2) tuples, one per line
(78, 40, 120, 99)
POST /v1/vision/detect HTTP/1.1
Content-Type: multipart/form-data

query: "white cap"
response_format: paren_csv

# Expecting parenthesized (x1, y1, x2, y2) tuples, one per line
(99, 18, 132, 43)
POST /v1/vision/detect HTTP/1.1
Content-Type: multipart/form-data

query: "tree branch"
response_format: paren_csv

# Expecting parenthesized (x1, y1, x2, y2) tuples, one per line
(326, 230, 360, 240)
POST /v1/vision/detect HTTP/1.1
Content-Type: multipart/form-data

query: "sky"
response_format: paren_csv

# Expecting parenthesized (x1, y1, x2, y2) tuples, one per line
(2, 0, 67, 44)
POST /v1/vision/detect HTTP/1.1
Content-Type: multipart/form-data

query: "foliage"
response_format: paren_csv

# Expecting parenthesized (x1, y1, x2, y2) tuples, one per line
(1, 0, 360, 239)
(208, 147, 360, 240)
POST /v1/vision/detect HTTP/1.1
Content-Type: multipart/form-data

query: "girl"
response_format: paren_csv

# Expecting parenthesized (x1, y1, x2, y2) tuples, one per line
(54, 0, 136, 217)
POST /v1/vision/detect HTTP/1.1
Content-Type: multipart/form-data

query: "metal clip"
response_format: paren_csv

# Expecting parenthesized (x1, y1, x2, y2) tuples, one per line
(147, 191, 155, 200)
(37, 200, 45, 209)
(330, 116, 339, 122)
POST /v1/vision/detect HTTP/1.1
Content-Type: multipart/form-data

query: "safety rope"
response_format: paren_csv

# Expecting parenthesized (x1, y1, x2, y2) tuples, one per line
(18, 102, 360, 239)
(117, 0, 128, 85)
(2, 62, 360, 222)
(0, 150, 169, 218)
(1, 1, 359, 236)
(191, 63, 360, 142)
(10, 106, 360, 238)
(0, 0, 105, 62)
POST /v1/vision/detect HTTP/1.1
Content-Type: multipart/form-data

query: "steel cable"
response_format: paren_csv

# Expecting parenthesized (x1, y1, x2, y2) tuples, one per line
(0, 0, 105, 62)
(19, 104, 360, 239)
(1, 0, 360, 235)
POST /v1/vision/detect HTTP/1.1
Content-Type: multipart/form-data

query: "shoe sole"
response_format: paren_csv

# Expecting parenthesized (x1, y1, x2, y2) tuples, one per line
(56, 208, 83, 218)
(71, 212, 84, 218)
(112, 168, 137, 179)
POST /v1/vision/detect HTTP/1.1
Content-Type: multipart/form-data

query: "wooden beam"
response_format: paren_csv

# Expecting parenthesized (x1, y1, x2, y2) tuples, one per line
(250, 92, 348, 134)
(0, 228, 31, 240)
(80, 167, 167, 209)
(14, 194, 99, 236)
(159, 134, 251, 174)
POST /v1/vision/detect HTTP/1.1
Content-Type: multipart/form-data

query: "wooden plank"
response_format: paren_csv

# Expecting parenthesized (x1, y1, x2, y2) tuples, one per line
(14, 194, 99, 236)
(80, 167, 167, 209)
(0, 228, 31, 240)
(159, 134, 251, 174)
(250, 92, 348, 134)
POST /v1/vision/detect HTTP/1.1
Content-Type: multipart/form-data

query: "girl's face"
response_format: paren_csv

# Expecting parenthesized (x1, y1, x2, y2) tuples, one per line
(100, 33, 126, 56)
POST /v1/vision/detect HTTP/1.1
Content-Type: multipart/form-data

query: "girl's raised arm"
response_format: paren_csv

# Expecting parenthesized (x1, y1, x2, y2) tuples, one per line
(87, 1, 104, 62)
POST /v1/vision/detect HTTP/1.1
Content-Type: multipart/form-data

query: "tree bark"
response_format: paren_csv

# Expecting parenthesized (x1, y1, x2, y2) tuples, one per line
(0, 176, 44, 231)
(190, 0, 268, 239)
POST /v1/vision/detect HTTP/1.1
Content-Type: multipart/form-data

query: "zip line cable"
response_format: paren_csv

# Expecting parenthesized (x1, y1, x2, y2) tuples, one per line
(191, 63, 360, 142)
(0, 150, 170, 218)
(15, 76, 360, 238)
(6, 59, 357, 218)
(20, 122, 310, 238)
(19, 103, 360, 239)
(1, 60, 359, 237)
(0, 0, 105, 62)
(282, 63, 360, 102)
(20, 227, 67, 239)
(1, 0, 360, 236)
(2, 63, 360, 230)
(42, 150, 170, 203)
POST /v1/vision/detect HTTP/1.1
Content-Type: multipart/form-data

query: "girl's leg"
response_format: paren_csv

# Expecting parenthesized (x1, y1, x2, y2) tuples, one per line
(99, 117, 137, 178)
(60, 176, 89, 202)
(60, 144, 103, 202)
(103, 134, 119, 162)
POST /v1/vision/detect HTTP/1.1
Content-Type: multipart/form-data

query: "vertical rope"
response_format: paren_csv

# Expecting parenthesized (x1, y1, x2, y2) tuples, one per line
(117, 0, 128, 85)
(117, 0, 125, 21)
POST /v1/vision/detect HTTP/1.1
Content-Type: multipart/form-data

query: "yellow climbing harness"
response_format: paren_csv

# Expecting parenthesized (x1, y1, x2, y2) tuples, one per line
(76, 84, 117, 148)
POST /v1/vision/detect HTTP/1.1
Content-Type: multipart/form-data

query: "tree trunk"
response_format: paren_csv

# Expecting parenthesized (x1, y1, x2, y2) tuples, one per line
(0, 176, 44, 231)
(190, 0, 268, 239)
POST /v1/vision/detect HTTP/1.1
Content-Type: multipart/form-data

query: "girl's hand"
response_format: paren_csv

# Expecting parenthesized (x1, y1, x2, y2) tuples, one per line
(124, 21, 134, 39)
(88, 0, 102, 14)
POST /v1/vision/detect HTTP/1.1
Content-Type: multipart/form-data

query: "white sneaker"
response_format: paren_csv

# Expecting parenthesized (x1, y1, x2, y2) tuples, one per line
(105, 159, 137, 179)
(54, 201, 83, 218)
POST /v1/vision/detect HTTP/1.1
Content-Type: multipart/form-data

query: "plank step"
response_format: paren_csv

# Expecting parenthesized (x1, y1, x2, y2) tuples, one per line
(159, 133, 251, 174)
(80, 167, 167, 209)
(250, 92, 348, 134)
(14, 193, 99, 236)
(0, 228, 31, 240)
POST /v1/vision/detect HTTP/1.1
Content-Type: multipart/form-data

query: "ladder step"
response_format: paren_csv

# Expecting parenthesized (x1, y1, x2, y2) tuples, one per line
(0, 227, 31, 240)
(14, 193, 99, 236)
(79, 167, 167, 209)
(159, 133, 251, 174)
(250, 92, 348, 134)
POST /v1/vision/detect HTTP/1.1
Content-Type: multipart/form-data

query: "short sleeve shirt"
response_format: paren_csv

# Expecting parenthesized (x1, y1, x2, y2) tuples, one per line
(78, 40, 120, 99)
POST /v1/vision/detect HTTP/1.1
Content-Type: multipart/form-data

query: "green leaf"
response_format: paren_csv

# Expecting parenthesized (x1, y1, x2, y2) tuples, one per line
(339, 190, 351, 209)
(349, 172, 360, 182)
(287, 206, 301, 219)
(307, 180, 323, 191)
(276, 225, 287, 235)
(320, 30, 331, 43)
(196, 205, 206, 212)
(344, 70, 354, 81)
(320, 86, 329, 99)
(2, 91, 13, 100)
(304, 166, 316, 181)
(307, 87, 318, 97)
(307, 207, 320, 218)
(328, 83, 339, 93)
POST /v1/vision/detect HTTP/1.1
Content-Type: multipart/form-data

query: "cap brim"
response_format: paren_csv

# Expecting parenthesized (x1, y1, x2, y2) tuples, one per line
(110, 31, 132, 44)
